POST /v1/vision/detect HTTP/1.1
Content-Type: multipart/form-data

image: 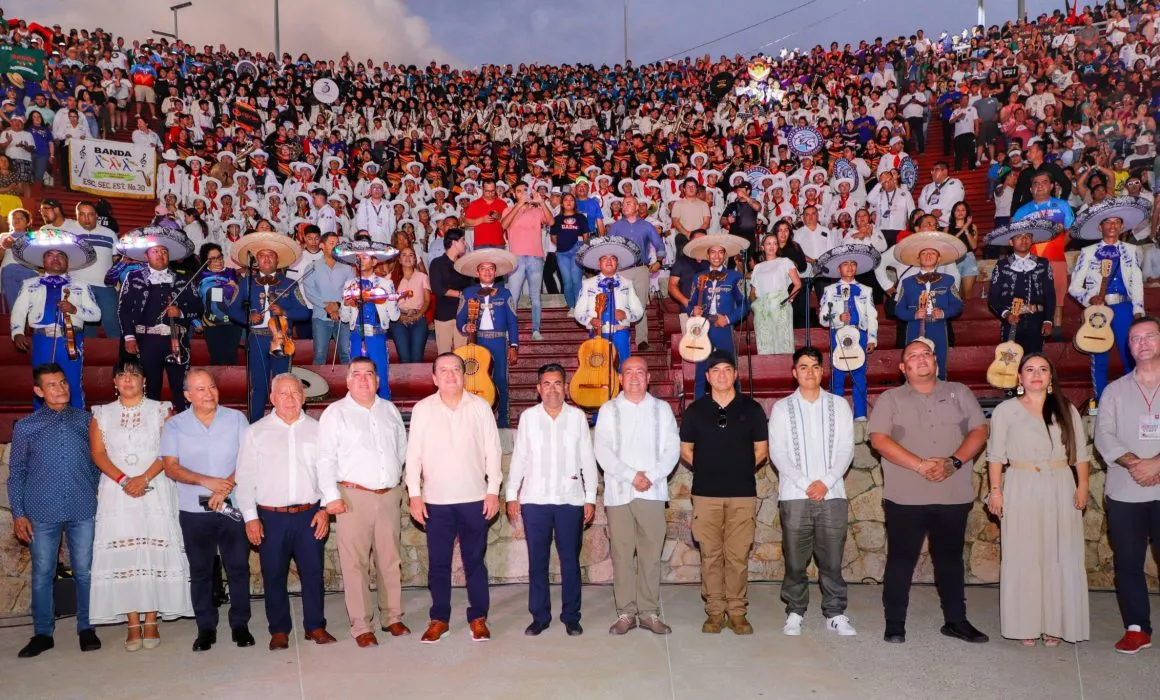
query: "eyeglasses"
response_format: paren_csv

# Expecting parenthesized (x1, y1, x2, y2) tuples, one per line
(1129, 332, 1160, 345)
(717, 407, 728, 429)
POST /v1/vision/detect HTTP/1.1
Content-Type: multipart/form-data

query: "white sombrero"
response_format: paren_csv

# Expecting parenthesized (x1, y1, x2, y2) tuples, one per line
(230, 230, 302, 268)
(574, 235, 641, 270)
(1069, 196, 1152, 241)
(682, 233, 751, 261)
(333, 239, 399, 265)
(894, 231, 967, 266)
(13, 229, 97, 270)
(116, 226, 195, 261)
(690, 152, 709, 166)
(983, 219, 1059, 247)
(815, 243, 882, 277)
(454, 248, 517, 277)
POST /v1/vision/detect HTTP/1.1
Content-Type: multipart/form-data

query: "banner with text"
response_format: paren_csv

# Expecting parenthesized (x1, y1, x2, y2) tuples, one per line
(68, 139, 156, 199)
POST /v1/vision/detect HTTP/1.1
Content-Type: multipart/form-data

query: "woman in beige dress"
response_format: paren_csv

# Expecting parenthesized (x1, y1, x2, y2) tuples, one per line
(986, 353, 1090, 646)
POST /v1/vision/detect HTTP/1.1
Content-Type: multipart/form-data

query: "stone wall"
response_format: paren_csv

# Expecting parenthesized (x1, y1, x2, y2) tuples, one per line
(1, 421, 1156, 617)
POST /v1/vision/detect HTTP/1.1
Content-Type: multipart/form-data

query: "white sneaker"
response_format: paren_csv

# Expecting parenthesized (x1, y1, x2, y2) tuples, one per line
(827, 614, 857, 636)
(783, 613, 803, 636)
(532, 331, 543, 341)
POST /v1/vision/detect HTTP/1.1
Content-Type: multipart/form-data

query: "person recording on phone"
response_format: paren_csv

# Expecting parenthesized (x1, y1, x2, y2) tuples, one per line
(464, 179, 508, 250)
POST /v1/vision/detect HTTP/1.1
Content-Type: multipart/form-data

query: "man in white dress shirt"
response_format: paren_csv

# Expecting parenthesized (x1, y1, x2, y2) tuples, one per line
(316, 357, 410, 648)
(768, 347, 856, 638)
(506, 363, 597, 637)
(355, 179, 397, 244)
(867, 171, 915, 247)
(916, 162, 965, 228)
(235, 373, 338, 651)
(310, 188, 338, 236)
(594, 355, 680, 635)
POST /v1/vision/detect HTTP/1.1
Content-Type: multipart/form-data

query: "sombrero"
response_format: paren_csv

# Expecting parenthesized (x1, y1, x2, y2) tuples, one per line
(454, 248, 518, 277)
(815, 243, 881, 277)
(682, 233, 751, 261)
(231, 230, 302, 268)
(1069, 196, 1152, 241)
(116, 225, 195, 261)
(894, 231, 967, 266)
(574, 235, 641, 270)
(333, 239, 399, 265)
(12, 228, 96, 270)
(983, 219, 1058, 247)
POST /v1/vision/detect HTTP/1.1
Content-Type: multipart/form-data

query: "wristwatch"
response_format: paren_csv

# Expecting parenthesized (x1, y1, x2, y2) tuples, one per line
(950, 456, 963, 470)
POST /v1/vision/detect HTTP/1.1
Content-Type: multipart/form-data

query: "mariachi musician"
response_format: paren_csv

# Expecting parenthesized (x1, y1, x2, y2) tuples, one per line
(455, 248, 519, 430)
(571, 236, 644, 365)
(816, 243, 881, 422)
(683, 233, 750, 399)
(9, 229, 100, 408)
(226, 231, 310, 422)
(984, 220, 1057, 356)
(336, 240, 401, 400)
(893, 230, 966, 380)
(117, 226, 201, 412)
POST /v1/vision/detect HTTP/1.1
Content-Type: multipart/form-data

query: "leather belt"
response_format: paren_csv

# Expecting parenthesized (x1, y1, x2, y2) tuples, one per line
(258, 502, 318, 513)
(31, 327, 68, 337)
(339, 481, 392, 495)
(136, 324, 172, 336)
(1008, 460, 1069, 472)
(1104, 293, 1127, 305)
(1009, 304, 1045, 315)
(475, 330, 509, 339)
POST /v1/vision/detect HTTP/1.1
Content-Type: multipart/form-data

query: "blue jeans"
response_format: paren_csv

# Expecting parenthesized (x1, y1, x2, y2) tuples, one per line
(556, 246, 583, 308)
(85, 285, 121, 339)
(32, 154, 49, 183)
(311, 317, 350, 365)
(30, 518, 95, 636)
(506, 255, 544, 331)
(389, 319, 429, 363)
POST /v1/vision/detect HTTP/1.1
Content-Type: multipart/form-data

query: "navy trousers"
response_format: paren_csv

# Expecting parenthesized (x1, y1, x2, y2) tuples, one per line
(426, 501, 490, 624)
(522, 503, 584, 625)
(1105, 497, 1160, 634)
(179, 511, 252, 633)
(257, 506, 326, 635)
(139, 334, 188, 411)
(246, 333, 291, 423)
(478, 336, 510, 428)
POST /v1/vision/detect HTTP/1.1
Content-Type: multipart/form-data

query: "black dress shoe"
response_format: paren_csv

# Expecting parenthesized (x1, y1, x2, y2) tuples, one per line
(192, 629, 217, 652)
(18, 635, 54, 658)
(231, 626, 256, 647)
(883, 620, 906, 644)
(565, 622, 584, 636)
(941, 620, 989, 643)
(78, 629, 102, 652)
(524, 620, 550, 636)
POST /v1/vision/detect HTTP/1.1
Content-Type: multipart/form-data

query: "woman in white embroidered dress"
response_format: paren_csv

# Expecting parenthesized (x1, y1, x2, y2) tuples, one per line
(89, 360, 192, 651)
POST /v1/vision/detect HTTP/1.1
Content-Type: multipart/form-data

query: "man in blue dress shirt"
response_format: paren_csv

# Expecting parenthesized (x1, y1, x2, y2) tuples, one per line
(607, 195, 665, 351)
(456, 249, 520, 429)
(160, 367, 253, 652)
(8, 363, 102, 658)
(684, 234, 749, 399)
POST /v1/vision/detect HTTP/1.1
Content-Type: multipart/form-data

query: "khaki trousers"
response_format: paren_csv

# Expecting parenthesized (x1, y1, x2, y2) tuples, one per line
(336, 485, 404, 637)
(692, 496, 757, 617)
(434, 319, 466, 354)
(606, 499, 666, 617)
(620, 265, 652, 345)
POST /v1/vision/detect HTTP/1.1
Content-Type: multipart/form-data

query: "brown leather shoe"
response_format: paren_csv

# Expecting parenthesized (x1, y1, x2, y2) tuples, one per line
(728, 614, 754, 635)
(354, 632, 379, 648)
(608, 614, 637, 635)
(701, 615, 727, 634)
(304, 628, 337, 645)
(420, 620, 450, 644)
(468, 618, 491, 642)
(268, 633, 290, 651)
(382, 622, 411, 637)
(638, 614, 672, 635)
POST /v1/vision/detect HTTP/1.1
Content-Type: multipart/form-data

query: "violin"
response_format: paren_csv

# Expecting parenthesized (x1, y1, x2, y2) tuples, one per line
(268, 309, 295, 358)
(164, 294, 189, 365)
(60, 288, 79, 361)
(342, 283, 413, 305)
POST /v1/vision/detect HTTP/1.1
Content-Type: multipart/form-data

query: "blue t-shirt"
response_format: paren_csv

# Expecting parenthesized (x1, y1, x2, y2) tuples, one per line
(551, 212, 589, 253)
(1011, 198, 1076, 228)
(575, 197, 603, 232)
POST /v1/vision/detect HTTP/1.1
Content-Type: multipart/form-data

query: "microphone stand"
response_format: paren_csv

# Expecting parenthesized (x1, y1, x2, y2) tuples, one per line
(243, 254, 257, 420)
(742, 247, 754, 397)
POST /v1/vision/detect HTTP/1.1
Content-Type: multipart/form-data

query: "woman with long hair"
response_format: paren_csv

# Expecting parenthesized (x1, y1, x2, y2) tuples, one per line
(195, 243, 242, 365)
(388, 246, 431, 363)
(750, 233, 802, 354)
(986, 353, 1090, 647)
(771, 219, 810, 328)
(947, 201, 979, 299)
(1, 208, 35, 310)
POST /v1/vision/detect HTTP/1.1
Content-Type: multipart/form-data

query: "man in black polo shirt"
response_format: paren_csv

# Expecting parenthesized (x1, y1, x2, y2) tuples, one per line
(667, 229, 708, 333)
(679, 350, 769, 635)
(723, 182, 761, 252)
(428, 229, 471, 353)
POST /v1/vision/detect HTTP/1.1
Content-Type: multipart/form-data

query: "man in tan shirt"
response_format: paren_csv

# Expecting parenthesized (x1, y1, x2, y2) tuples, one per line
(405, 352, 503, 644)
(670, 178, 712, 239)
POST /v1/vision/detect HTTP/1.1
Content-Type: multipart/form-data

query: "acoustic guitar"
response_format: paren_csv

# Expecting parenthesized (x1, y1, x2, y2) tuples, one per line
(1074, 259, 1115, 355)
(678, 276, 713, 363)
(570, 293, 621, 409)
(832, 285, 865, 372)
(986, 297, 1024, 389)
(454, 298, 498, 406)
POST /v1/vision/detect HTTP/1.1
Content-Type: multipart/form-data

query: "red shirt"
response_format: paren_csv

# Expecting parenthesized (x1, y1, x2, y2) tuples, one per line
(465, 197, 507, 247)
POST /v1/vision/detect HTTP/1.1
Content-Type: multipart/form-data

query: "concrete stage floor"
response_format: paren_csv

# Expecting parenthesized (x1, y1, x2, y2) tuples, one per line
(1, 583, 1157, 700)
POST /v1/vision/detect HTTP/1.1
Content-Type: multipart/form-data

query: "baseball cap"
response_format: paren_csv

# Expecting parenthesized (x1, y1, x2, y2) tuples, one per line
(706, 349, 737, 370)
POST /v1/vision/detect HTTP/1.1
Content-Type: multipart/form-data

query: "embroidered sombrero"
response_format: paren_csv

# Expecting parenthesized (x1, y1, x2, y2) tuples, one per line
(682, 233, 751, 261)
(894, 231, 967, 266)
(815, 243, 881, 277)
(574, 235, 641, 270)
(1069, 196, 1152, 241)
(333, 239, 399, 265)
(983, 219, 1058, 247)
(12, 228, 97, 270)
(116, 225, 195, 261)
(230, 230, 302, 268)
